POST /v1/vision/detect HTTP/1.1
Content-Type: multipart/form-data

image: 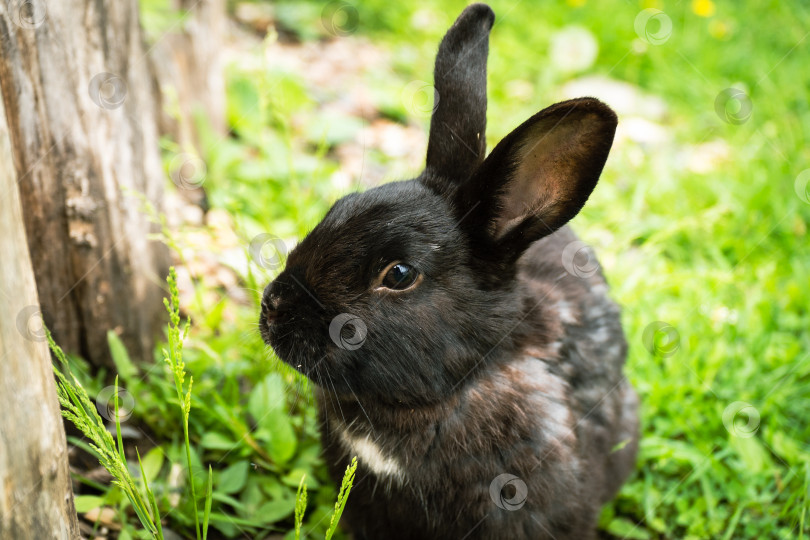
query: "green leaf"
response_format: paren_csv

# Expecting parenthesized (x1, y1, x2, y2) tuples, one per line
(605, 517, 651, 539)
(210, 491, 246, 510)
(74, 495, 105, 513)
(248, 374, 297, 463)
(217, 460, 250, 494)
(239, 479, 265, 518)
(203, 299, 227, 330)
(304, 111, 364, 146)
(210, 518, 238, 538)
(769, 430, 802, 462)
(731, 435, 772, 474)
(283, 468, 318, 489)
(140, 446, 165, 485)
(248, 373, 286, 420)
(226, 75, 262, 136)
(259, 476, 285, 500)
(263, 410, 297, 464)
(200, 431, 236, 451)
(256, 498, 296, 524)
(273, 2, 323, 41)
(107, 330, 138, 381)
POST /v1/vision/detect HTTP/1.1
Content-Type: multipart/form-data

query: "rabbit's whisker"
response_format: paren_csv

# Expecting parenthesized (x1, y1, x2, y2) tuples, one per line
(337, 371, 375, 433)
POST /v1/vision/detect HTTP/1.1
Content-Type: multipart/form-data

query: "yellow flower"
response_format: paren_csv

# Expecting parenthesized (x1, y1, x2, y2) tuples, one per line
(692, 0, 716, 17)
(566, 0, 586, 7)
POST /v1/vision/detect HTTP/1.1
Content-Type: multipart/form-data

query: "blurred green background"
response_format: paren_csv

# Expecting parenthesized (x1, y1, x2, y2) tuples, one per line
(72, 0, 810, 538)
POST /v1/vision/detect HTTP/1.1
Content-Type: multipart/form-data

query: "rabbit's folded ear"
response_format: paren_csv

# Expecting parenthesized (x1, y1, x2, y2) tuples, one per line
(461, 98, 617, 261)
(425, 3, 494, 182)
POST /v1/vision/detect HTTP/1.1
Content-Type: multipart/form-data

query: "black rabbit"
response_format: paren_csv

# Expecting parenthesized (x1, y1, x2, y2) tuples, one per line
(259, 4, 638, 539)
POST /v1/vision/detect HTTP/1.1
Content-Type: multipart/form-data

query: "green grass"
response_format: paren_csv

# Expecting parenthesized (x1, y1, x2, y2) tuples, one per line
(61, 0, 810, 538)
(58, 271, 359, 539)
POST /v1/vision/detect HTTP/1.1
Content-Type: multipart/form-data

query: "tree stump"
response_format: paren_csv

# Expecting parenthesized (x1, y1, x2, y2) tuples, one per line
(0, 0, 169, 368)
(0, 79, 80, 540)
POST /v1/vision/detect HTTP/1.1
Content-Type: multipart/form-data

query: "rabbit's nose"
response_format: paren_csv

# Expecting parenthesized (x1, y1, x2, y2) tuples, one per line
(261, 288, 282, 325)
(264, 307, 279, 325)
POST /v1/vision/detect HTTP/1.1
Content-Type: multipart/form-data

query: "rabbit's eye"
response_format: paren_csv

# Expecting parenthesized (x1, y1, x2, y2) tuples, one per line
(381, 263, 419, 290)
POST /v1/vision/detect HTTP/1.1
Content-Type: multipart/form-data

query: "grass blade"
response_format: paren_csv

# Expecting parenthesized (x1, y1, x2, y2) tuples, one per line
(114, 377, 126, 464)
(203, 465, 213, 540)
(136, 448, 164, 540)
(325, 457, 357, 540)
(294, 474, 307, 540)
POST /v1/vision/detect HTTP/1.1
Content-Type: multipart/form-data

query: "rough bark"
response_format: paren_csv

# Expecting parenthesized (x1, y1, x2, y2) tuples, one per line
(0, 82, 80, 540)
(0, 0, 169, 368)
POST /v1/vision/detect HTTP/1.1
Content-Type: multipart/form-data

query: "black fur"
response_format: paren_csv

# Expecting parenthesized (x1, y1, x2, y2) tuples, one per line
(426, 3, 493, 180)
(259, 4, 638, 539)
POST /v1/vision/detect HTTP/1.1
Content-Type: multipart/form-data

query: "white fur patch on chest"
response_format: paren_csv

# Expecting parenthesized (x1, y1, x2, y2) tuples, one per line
(339, 429, 405, 483)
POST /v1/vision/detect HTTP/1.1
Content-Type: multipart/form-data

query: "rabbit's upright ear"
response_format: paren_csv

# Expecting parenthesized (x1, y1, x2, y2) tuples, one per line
(425, 3, 494, 182)
(461, 98, 618, 262)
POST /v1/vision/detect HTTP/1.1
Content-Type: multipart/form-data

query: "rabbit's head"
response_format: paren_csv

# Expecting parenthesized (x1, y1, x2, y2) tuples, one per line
(260, 3, 617, 406)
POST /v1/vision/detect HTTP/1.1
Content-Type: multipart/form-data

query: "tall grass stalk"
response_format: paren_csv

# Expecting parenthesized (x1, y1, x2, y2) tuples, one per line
(50, 267, 213, 539)
(50, 332, 164, 539)
(50, 267, 358, 538)
(326, 457, 357, 540)
(163, 266, 207, 540)
(294, 474, 307, 540)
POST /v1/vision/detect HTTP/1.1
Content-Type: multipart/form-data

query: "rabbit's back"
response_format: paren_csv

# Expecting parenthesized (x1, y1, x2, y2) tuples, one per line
(519, 225, 639, 503)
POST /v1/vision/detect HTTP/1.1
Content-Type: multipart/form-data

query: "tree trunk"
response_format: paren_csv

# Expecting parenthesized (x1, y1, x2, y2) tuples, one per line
(153, 0, 227, 145)
(0, 0, 169, 369)
(0, 85, 80, 539)
(149, 0, 225, 211)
